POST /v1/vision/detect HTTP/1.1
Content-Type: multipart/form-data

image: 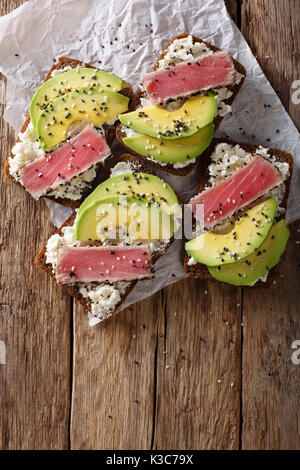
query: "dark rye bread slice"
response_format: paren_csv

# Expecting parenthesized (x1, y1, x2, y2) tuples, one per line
(184, 137, 294, 288)
(116, 32, 247, 176)
(35, 153, 179, 320)
(4, 56, 133, 208)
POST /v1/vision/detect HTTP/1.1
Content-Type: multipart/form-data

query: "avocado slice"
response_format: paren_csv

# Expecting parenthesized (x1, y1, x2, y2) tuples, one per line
(185, 198, 277, 267)
(30, 67, 126, 128)
(75, 195, 174, 241)
(78, 172, 179, 217)
(208, 220, 289, 286)
(123, 122, 214, 163)
(119, 93, 217, 140)
(36, 87, 129, 150)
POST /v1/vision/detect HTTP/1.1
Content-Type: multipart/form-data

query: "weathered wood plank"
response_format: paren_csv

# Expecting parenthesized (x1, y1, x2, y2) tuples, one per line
(0, 1, 71, 450)
(241, 0, 300, 130)
(1, 0, 299, 451)
(152, 279, 242, 450)
(241, 219, 300, 449)
(71, 298, 158, 450)
(71, 278, 242, 450)
(225, 0, 239, 25)
(241, 0, 300, 450)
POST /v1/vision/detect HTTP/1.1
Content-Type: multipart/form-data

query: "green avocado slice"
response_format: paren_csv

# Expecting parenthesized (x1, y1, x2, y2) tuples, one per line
(75, 195, 174, 242)
(208, 220, 290, 286)
(119, 93, 217, 140)
(30, 67, 126, 128)
(185, 198, 277, 267)
(36, 87, 129, 151)
(78, 172, 179, 217)
(123, 122, 214, 163)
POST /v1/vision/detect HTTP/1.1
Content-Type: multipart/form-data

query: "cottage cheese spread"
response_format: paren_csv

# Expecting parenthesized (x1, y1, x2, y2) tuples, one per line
(110, 161, 134, 177)
(208, 143, 289, 212)
(45, 160, 172, 319)
(122, 35, 243, 168)
(9, 122, 44, 180)
(45, 218, 167, 319)
(9, 122, 108, 200)
(9, 65, 116, 200)
(45, 223, 130, 319)
(50, 65, 75, 77)
(199, 142, 290, 285)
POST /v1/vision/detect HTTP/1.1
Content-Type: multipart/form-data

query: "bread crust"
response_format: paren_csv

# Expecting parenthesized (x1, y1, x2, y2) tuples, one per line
(116, 32, 247, 176)
(183, 137, 294, 288)
(35, 153, 180, 319)
(4, 56, 133, 208)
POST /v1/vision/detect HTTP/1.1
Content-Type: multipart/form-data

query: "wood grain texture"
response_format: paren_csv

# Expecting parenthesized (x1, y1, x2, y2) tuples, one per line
(0, 0, 71, 450)
(152, 280, 242, 450)
(71, 296, 158, 450)
(241, 219, 300, 449)
(0, 0, 299, 451)
(0, 79, 71, 449)
(240, 0, 300, 450)
(241, 0, 300, 130)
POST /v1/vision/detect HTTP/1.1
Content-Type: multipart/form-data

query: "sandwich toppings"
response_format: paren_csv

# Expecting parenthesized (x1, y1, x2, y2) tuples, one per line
(156, 35, 244, 117)
(142, 51, 236, 106)
(190, 155, 283, 229)
(55, 245, 153, 284)
(185, 142, 291, 287)
(19, 125, 110, 199)
(8, 65, 129, 201)
(45, 159, 178, 320)
(119, 34, 244, 170)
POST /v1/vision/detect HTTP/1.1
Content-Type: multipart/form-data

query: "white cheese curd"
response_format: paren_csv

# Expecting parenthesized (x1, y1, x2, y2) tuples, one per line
(157, 35, 213, 68)
(45, 233, 64, 269)
(45, 224, 79, 270)
(173, 158, 196, 168)
(188, 256, 197, 266)
(121, 124, 139, 138)
(208, 143, 252, 184)
(235, 71, 244, 85)
(79, 284, 124, 319)
(143, 153, 195, 168)
(149, 239, 169, 254)
(140, 96, 184, 112)
(214, 87, 233, 117)
(110, 161, 133, 177)
(256, 146, 290, 181)
(9, 122, 45, 179)
(50, 65, 75, 77)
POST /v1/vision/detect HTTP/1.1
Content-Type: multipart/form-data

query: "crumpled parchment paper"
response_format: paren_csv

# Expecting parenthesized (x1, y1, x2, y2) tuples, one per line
(0, 0, 299, 326)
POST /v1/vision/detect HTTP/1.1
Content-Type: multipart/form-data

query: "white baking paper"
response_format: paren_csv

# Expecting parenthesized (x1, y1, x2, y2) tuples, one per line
(0, 0, 299, 326)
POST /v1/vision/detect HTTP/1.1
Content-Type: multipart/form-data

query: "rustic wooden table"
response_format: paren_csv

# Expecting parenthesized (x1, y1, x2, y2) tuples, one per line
(0, 0, 299, 450)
